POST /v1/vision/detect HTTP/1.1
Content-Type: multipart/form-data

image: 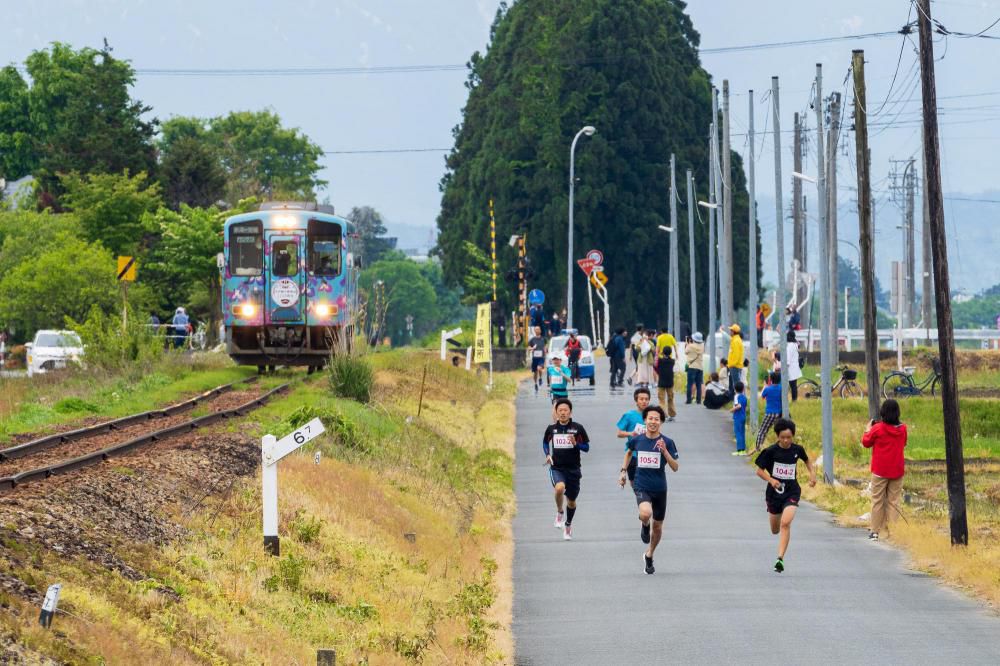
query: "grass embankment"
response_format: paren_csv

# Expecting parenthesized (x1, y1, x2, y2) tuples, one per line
(3, 349, 519, 664)
(0, 352, 259, 441)
(759, 351, 1000, 607)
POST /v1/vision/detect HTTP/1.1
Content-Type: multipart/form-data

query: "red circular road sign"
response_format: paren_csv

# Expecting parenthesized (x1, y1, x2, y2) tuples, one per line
(586, 249, 604, 265)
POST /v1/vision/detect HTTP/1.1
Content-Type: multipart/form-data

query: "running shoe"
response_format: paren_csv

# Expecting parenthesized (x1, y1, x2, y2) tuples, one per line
(667, 416, 675, 422)
(563, 524, 573, 541)
(554, 512, 565, 528)
(868, 531, 879, 541)
(627, 378, 633, 386)
(640, 522, 650, 544)
(731, 450, 747, 456)
(643, 553, 655, 575)
(773, 557, 784, 573)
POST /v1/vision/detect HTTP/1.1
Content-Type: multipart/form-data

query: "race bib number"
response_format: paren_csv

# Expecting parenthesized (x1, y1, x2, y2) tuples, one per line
(552, 434, 575, 449)
(772, 462, 797, 480)
(632, 424, 646, 436)
(637, 451, 661, 469)
(533, 350, 544, 358)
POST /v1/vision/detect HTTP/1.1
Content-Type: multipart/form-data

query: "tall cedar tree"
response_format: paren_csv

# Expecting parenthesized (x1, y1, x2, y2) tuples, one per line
(437, 0, 759, 332)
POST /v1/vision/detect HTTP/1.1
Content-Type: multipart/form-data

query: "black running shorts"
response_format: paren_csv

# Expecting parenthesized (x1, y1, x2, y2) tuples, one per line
(634, 489, 667, 521)
(765, 494, 800, 515)
(550, 468, 581, 500)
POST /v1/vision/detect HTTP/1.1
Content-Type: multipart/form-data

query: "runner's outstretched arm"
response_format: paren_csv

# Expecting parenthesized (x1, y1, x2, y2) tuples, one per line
(803, 457, 817, 487)
(542, 439, 552, 466)
(618, 451, 633, 487)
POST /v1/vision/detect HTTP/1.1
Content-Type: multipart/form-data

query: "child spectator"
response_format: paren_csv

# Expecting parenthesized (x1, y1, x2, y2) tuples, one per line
(730, 381, 748, 455)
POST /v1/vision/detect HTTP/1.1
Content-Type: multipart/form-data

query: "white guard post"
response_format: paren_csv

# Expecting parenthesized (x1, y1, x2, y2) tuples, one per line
(39, 583, 61, 628)
(440, 327, 462, 361)
(262, 417, 326, 555)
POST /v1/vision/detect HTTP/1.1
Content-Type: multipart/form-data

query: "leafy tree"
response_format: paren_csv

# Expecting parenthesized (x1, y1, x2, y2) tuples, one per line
(952, 294, 1000, 329)
(142, 205, 227, 340)
(3, 42, 158, 205)
(419, 260, 472, 326)
(458, 241, 493, 305)
(0, 237, 119, 335)
(0, 66, 34, 180)
(346, 206, 392, 264)
(436, 0, 756, 329)
(59, 170, 162, 256)
(158, 136, 226, 209)
(359, 258, 438, 342)
(0, 210, 82, 278)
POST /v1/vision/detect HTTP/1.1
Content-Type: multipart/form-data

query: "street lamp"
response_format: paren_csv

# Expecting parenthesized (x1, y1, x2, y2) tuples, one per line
(791, 171, 816, 184)
(567, 125, 596, 329)
(657, 225, 674, 232)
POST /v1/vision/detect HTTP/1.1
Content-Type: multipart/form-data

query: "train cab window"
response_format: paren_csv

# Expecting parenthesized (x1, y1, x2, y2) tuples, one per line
(272, 240, 298, 277)
(307, 219, 342, 277)
(229, 221, 263, 276)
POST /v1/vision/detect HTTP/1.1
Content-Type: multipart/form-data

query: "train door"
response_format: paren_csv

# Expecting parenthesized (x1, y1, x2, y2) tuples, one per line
(267, 236, 305, 323)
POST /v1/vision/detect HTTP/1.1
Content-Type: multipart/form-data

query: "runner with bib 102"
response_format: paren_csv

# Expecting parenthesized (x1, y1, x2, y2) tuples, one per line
(542, 399, 591, 541)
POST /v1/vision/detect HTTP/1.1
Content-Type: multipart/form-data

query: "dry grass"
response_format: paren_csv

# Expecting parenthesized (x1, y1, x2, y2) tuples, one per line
(1, 349, 519, 664)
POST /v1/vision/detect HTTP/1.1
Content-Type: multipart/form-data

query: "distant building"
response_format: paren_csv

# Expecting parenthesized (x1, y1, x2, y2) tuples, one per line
(1, 175, 34, 208)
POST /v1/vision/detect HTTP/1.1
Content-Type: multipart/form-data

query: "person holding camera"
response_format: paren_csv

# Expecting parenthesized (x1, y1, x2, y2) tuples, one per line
(861, 399, 907, 541)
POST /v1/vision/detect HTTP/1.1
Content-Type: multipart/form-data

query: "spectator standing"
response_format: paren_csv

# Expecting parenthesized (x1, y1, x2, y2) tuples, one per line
(785, 330, 803, 402)
(755, 304, 768, 349)
(684, 332, 704, 404)
(861, 399, 907, 541)
(654, 346, 677, 421)
(629, 324, 645, 371)
(172, 307, 190, 349)
(726, 324, 744, 399)
(550, 312, 562, 337)
(756, 372, 784, 452)
(730, 381, 748, 455)
(607, 328, 628, 387)
(632, 331, 656, 388)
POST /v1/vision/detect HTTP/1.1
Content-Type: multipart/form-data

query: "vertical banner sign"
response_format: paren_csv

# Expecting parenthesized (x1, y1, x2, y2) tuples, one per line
(474, 303, 492, 364)
(489, 199, 497, 303)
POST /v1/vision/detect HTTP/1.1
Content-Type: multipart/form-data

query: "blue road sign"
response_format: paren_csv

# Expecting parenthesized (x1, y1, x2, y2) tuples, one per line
(528, 289, 545, 305)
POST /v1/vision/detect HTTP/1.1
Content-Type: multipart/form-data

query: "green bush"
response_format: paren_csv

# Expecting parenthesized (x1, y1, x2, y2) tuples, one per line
(327, 353, 373, 403)
(67, 304, 164, 377)
(53, 397, 100, 414)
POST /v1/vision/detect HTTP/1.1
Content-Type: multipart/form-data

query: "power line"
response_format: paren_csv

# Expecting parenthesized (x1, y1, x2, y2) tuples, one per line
(322, 148, 450, 155)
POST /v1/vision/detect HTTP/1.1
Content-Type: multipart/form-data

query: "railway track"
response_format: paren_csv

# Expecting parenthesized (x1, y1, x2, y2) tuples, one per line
(0, 377, 289, 493)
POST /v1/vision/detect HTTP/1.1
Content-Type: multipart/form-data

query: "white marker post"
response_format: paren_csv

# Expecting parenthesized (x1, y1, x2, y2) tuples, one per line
(39, 583, 61, 628)
(440, 327, 462, 361)
(262, 417, 326, 556)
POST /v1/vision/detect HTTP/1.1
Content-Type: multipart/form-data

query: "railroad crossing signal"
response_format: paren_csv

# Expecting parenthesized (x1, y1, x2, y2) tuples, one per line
(117, 256, 137, 282)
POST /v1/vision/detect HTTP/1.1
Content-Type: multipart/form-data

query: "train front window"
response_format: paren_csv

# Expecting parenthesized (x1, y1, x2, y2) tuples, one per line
(229, 221, 263, 276)
(272, 240, 298, 277)
(307, 219, 342, 277)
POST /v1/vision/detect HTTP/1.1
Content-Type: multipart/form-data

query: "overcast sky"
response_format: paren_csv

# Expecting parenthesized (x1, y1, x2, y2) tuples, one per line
(3, 0, 999, 289)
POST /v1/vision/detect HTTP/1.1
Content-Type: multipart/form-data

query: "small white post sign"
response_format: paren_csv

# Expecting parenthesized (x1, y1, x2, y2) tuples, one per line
(39, 583, 61, 628)
(262, 417, 325, 555)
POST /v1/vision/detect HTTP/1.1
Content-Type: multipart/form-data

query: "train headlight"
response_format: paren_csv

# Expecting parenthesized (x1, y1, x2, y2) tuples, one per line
(239, 303, 256, 317)
(316, 303, 331, 317)
(273, 214, 296, 228)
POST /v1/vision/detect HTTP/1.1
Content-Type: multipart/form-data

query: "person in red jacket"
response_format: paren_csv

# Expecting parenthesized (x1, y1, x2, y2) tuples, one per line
(861, 399, 907, 541)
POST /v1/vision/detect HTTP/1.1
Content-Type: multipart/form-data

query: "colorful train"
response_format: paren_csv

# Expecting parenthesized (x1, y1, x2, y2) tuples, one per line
(221, 202, 360, 372)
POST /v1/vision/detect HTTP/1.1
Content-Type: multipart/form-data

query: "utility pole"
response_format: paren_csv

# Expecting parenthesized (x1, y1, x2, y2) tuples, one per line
(773, 76, 790, 417)
(814, 63, 834, 484)
(792, 113, 804, 273)
(687, 169, 697, 334)
(921, 139, 933, 343)
(917, 0, 968, 545)
(827, 92, 842, 363)
(708, 119, 719, 370)
(853, 50, 881, 421)
(905, 158, 916, 336)
(670, 154, 680, 336)
(747, 91, 759, 431)
(721, 80, 734, 326)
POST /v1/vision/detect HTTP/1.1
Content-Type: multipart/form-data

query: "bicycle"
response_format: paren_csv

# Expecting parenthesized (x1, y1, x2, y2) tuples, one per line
(799, 364, 863, 399)
(566, 354, 581, 385)
(881, 358, 942, 399)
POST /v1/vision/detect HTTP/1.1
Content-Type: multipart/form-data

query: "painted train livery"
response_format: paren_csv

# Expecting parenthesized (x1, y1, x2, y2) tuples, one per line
(222, 202, 360, 372)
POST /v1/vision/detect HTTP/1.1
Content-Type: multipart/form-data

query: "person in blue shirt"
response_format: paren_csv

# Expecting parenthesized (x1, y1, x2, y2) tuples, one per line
(756, 372, 784, 452)
(171, 307, 190, 349)
(616, 388, 650, 487)
(730, 381, 748, 455)
(547, 356, 572, 403)
(618, 405, 679, 575)
(542, 399, 590, 541)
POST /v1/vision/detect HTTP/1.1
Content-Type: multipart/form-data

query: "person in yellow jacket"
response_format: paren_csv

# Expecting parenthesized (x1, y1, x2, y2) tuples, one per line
(726, 324, 744, 399)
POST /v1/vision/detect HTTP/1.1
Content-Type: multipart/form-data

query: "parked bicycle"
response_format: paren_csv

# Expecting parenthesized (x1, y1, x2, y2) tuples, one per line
(799, 364, 862, 399)
(881, 358, 942, 399)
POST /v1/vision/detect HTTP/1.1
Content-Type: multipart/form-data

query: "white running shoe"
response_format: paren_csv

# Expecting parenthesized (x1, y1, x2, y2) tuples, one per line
(554, 512, 565, 528)
(563, 524, 573, 540)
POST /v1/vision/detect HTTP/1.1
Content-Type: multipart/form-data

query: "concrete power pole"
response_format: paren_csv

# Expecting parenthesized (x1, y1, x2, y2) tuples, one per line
(670, 154, 680, 336)
(747, 91, 760, 431)
(792, 113, 804, 273)
(905, 158, 916, 335)
(721, 80, 734, 327)
(921, 141, 933, 342)
(917, 0, 968, 546)
(814, 63, 834, 485)
(853, 50, 881, 421)
(773, 76, 790, 417)
(708, 121, 718, 370)
(687, 169, 697, 334)
(827, 92, 841, 362)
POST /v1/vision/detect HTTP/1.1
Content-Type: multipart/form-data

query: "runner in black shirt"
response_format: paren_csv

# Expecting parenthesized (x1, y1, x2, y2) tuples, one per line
(754, 418, 816, 572)
(618, 405, 679, 574)
(542, 398, 590, 541)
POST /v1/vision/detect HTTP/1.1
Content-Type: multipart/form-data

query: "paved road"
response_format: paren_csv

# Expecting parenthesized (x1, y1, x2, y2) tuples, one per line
(513, 359, 1000, 664)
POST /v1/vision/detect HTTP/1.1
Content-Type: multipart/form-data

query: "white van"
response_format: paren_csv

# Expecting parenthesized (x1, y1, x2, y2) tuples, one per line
(26, 330, 84, 377)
